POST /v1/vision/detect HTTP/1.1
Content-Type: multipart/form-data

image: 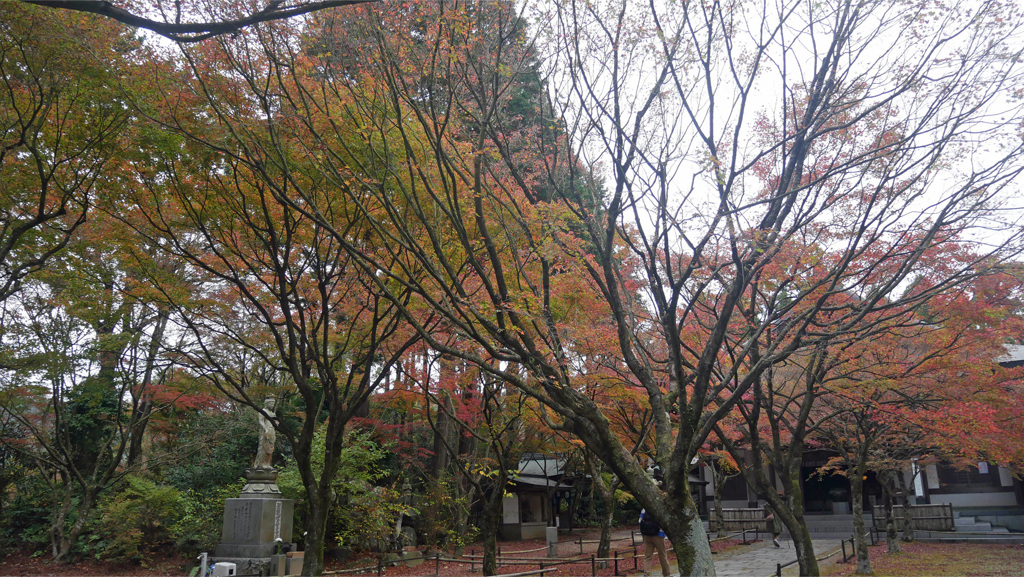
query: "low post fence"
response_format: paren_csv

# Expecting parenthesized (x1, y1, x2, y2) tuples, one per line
(775, 558, 798, 577)
(575, 534, 635, 555)
(840, 531, 879, 563)
(707, 526, 758, 546)
(461, 540, 644, 577)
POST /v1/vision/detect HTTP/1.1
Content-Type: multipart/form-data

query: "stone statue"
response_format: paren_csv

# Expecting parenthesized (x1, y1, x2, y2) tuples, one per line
(393, 479, 415, 550)
(254, 398, 277, 469)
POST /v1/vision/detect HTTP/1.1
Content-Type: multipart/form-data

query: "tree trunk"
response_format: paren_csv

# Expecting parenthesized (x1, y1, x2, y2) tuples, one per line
(455, 477, 473, 547)
(62, 490, 95, 561)
(301, 487, 331, 577)
(775, 506, 819, 575)
(597, 499, 614, 559)
(586, 453, 616, 559)
(662, 489, 714, 577)
(479, 487, 504, 576)
(896, 472, 915, 543)
(879, 472, 900, 553)
(51, 484, 98, 562)
(767, 489, 819, 576)
(727, 442, 819, 576)
(49, 483, 73, 561)
(577, 417, 714, 575)
(712, 464, 729, 538)
(792, 529, 819, 575)
(849, 471, 872, 574)
(430, 395, 452, 477)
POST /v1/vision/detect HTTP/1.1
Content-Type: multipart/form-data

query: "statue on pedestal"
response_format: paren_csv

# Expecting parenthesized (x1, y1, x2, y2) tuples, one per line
(254, 397, 277, 469)
(243, 397, 281, 496)
(213, 396, 295, 575)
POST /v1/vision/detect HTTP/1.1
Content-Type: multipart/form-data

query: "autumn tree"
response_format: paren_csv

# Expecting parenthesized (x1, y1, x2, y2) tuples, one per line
(815, 271, 1024, 573)
(0, 206, 179, 561)
(118, 36, 431, 572)
(0, 4, 181, 560)
(290, 1, 1024, 574)
(327, 1, 1024, 574)
(103, 1, 1024, 575)
(425, 364, 538, 575)
(510, 1, 1024, 573)
(0, 1, 132, 304)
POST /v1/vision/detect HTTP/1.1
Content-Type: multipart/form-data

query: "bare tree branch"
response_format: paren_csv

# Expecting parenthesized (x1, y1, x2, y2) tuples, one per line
(20, 0, 377, 42)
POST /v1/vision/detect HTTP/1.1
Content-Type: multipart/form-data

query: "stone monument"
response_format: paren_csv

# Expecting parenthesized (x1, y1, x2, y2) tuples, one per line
(212, 398, 297, 576)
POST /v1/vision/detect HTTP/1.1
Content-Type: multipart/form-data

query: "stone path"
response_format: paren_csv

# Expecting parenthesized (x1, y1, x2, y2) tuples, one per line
(627, 537, 844, 577)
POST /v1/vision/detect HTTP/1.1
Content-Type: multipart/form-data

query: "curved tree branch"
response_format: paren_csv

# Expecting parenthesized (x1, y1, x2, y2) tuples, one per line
(20, 0, 377, 42)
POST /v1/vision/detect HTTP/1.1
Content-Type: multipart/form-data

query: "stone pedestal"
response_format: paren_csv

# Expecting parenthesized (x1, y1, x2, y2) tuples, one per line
(546, 525, 558, 557)
(212, 468, 294, 576)
(270, 554, 286, 577)
(285, 551, 304, 575)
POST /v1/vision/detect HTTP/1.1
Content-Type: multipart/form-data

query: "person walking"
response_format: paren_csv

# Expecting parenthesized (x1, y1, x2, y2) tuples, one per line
(764, 501, 781, 548)
(639, 509, 673, 577)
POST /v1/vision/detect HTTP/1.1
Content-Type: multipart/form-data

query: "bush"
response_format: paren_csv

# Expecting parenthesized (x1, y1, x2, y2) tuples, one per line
(278, 427, 407, 552)
(414, 477, 476, 551)
(161, 409, 258, 494)
(0, 465, 52, 554)
(170, 481, 244, 554)
(84, 476, 182, 563)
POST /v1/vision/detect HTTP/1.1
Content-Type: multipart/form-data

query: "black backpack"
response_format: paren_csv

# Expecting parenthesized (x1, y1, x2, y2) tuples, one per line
(639, 512, 661, 536)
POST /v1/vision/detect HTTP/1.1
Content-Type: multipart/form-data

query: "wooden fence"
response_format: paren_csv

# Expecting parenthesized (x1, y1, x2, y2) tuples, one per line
(871, 503, 954, 531)
(709, 508, 770, 532)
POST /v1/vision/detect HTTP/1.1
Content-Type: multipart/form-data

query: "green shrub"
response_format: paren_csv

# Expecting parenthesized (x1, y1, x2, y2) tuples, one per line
(330, 482, 406, 551)
(170, 481, 244, 554)
(414, 477, 476, 551)
(85, 476, 182, 563)
(278, 427, 407, 551)
(0, 465, 52, 553)
(161, 410, 258, 494)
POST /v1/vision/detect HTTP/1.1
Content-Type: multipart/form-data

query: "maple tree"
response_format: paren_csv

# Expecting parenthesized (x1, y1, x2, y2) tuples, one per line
(115, 36, 431, 572)
(142, 1, 1024, 574)
(516, 1, 1024, 573)
(375, 339, 567, 574)
(0, 1, 132, 304)
(428, 368, 538, 575)
(0, 206, 181, 561)
(111, 3, 580, 572)
(813, 269, 1024, 574)
(0, 4, 181, 560)
(704, 239, 1024, 574)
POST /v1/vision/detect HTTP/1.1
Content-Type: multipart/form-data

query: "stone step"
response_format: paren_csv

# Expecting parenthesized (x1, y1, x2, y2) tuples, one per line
(954, 517, 998, 532)
(914, 532, 1024, 544)
(706, 512, 1017, 536)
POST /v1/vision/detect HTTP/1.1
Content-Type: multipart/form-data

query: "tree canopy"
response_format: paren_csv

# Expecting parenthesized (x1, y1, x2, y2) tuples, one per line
(1, 1, 1023, 576)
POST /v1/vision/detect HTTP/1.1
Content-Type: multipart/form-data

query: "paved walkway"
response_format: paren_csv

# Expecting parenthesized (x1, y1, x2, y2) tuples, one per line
(627, 537, 844, 577)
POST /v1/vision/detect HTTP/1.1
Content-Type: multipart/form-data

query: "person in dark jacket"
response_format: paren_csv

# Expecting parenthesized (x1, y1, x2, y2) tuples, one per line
(639, 509, 673, 577)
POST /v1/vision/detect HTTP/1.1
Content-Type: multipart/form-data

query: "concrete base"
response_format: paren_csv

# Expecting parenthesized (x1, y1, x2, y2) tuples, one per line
(546, 526, 558, 557)
(285, 552, 303, 575)
(207, 557, 269, 576)
(216, 497, 294, 553)
(212, 468, 295, 576)
(270, 554, 286, 576)
(383, 550, 424, 567)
